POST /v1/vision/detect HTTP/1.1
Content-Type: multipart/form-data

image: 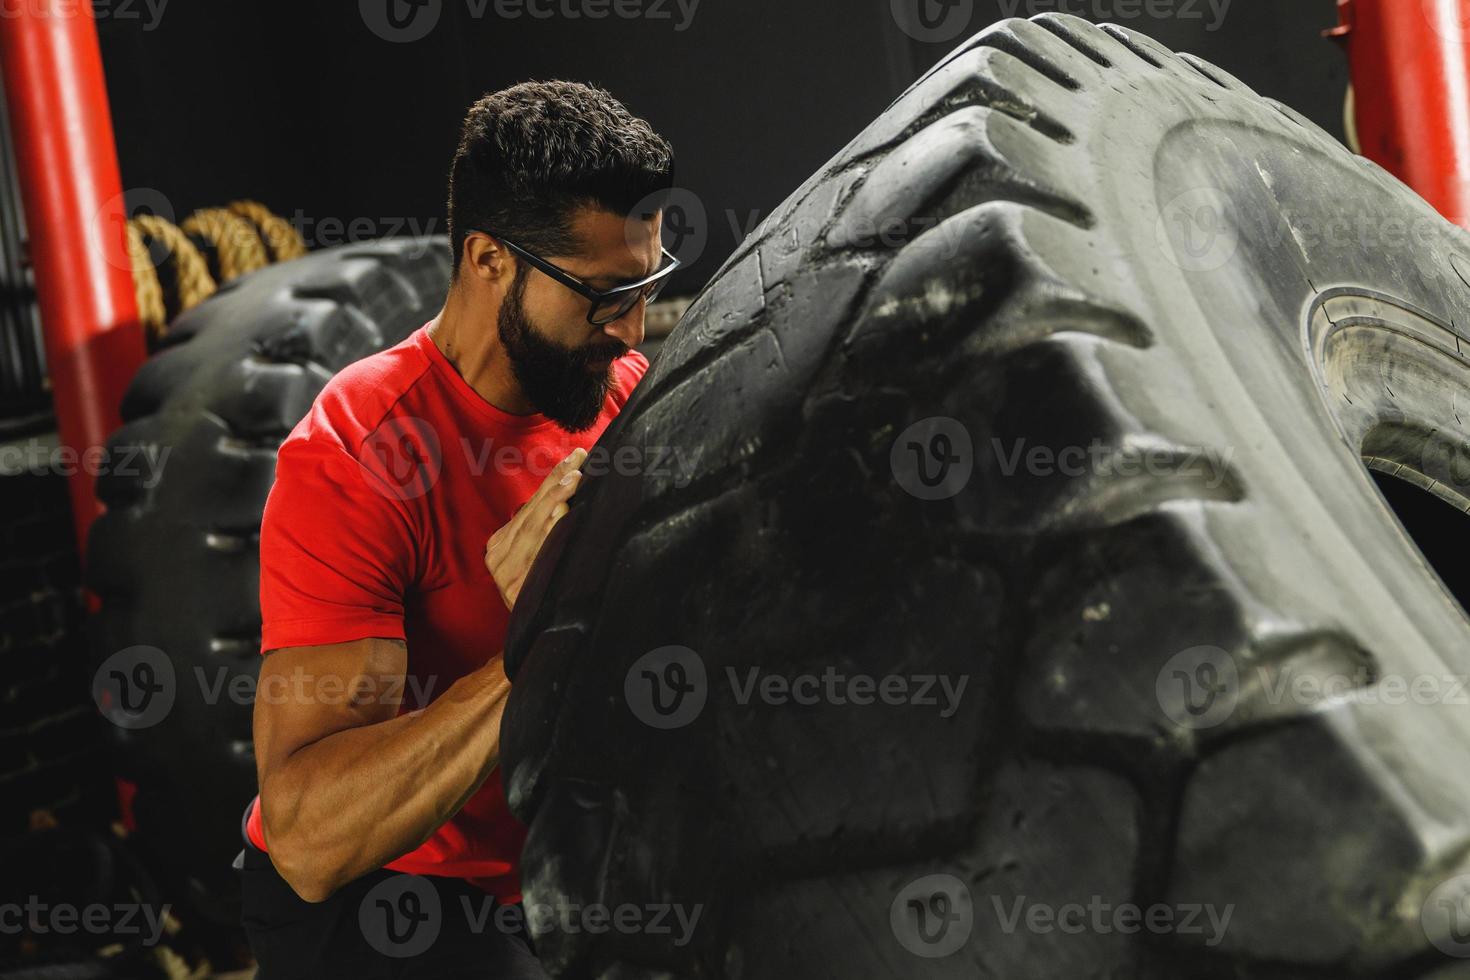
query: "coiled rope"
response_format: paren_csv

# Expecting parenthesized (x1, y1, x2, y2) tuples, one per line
(128, 213, 216, 343)
(125, 222, 166, 340)
(229, 199, 308, 263)
(181, 207, 269, 283)
(127, 200, 307, 344)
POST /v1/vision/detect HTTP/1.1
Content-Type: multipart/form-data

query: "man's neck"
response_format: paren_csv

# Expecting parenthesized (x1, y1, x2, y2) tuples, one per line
(428, 288, 538, 416)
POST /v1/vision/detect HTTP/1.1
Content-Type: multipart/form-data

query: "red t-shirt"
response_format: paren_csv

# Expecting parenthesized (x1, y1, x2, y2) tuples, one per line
(245, 324, 649, 899)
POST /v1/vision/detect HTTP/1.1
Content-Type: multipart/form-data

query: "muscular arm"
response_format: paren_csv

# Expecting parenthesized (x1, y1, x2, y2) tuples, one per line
(253, 447, 587, 903)
(252, 638, 511, 902)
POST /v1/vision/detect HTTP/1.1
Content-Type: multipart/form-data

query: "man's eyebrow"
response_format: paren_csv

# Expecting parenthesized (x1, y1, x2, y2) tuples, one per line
(585, 261, 659, 290)
(583, 274, 628, 289)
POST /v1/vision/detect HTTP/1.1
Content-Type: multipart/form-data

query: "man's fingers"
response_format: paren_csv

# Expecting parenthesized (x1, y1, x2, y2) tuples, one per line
(505, 492, 574, 576)
(553, 470, 583, 499)
(504, 498, 566, 575)
(519, 451, 588, 527)
(519, 448, 589, 516)
(562, 445, 589, 471)
(546, 447, 588, 490)
(485, 448, 591, 610)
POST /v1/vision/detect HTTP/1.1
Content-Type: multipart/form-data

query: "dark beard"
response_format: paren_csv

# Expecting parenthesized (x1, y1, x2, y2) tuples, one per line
(498, 271, 629, 432)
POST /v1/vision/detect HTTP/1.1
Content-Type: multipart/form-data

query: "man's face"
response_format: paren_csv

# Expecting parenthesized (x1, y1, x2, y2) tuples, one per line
(498, 207, 662, 432)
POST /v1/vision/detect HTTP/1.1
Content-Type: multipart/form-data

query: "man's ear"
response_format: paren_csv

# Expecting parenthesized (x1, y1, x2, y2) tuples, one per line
(461, 232, 511, 285)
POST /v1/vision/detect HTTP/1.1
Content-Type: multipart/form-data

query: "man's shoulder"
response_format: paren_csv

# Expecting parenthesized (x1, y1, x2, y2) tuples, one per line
(283, 329, 433, 459)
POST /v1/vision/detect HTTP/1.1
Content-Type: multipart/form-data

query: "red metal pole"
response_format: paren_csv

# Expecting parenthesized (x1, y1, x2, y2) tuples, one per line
(1332, 0, 1470, 228)
(0, 0, 145, 552)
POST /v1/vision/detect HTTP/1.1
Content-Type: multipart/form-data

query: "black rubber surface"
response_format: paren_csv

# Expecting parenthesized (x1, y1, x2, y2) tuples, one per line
(86, 238, 450, 922)
(502, 16, 1470, 979)
(0, 470, 103, 838)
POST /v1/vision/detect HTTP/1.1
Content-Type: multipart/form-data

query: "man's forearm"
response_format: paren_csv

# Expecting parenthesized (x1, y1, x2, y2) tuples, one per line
(260, 659, 512, 902)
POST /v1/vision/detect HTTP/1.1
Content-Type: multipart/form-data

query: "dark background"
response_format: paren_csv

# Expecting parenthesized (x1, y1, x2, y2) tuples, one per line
(97, 0, 1348, 296)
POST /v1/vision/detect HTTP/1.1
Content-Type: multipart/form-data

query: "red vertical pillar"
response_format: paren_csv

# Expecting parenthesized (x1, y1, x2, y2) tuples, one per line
(1334, 0, 1470, 229)
(0, 0, 146, 553)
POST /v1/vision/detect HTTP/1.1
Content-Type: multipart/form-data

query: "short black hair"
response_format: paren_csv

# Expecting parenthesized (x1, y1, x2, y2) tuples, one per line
(447, 80, 675, 279)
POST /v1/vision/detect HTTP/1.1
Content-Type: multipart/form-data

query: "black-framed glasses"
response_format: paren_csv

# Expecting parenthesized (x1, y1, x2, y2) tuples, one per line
(478, 229, 681, 326)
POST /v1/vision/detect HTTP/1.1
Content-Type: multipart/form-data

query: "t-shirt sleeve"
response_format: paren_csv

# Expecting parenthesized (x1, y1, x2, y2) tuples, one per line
(259, 437, 418, 653)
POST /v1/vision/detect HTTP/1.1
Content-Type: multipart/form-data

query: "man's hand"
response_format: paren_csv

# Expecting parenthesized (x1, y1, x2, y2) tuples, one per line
(485, 447, 587, 610)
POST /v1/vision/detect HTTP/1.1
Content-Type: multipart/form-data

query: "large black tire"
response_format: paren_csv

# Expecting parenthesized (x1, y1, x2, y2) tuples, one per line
(86, 238, 449, 921)
(503, 15, 1470, 979)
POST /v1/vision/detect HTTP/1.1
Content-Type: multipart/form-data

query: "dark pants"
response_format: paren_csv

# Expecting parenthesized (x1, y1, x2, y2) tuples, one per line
(238, 820, 546, 979)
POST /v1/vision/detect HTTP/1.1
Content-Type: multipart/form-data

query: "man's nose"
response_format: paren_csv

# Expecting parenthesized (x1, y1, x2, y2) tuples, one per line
(601, 304, 646, 351)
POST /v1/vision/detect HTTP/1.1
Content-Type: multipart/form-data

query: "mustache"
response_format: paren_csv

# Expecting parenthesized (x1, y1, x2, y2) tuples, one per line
(576, 340, 630, 365)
